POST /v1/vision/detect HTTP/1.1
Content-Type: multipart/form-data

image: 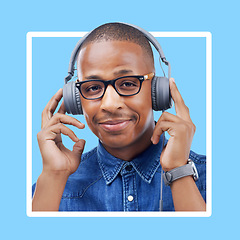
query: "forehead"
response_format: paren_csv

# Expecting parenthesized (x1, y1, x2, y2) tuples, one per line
(77, 41, 153, 79)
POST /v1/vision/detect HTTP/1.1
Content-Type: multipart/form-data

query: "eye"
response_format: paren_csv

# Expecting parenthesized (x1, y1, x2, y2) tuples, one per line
(81, 81, 104, 97)
(86, 84, 102, 92)
(117, 78, 140, 91)
(121, 81, 137, 87)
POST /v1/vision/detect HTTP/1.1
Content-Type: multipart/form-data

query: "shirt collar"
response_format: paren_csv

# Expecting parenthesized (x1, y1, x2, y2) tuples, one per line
(97, 136, 164, 185)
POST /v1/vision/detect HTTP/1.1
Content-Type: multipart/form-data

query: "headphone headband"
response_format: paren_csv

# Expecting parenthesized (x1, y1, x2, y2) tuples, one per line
(64, 22, 170, 84)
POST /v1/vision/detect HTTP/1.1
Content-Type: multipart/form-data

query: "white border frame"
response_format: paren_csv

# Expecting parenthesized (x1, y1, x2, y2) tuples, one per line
(26, 31, 212, 217)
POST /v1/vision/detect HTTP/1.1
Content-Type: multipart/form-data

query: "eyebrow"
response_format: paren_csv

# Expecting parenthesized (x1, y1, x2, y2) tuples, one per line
(84, 75, 102, 80)
(84, 69, 134, 80)
(114, 69, 133, 76)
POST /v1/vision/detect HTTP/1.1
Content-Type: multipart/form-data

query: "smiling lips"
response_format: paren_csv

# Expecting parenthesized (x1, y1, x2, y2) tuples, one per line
(99, 119, 132, 132)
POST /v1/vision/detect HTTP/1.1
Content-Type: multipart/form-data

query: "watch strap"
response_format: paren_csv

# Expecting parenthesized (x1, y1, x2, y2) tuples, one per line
(163, 160, 198, 186)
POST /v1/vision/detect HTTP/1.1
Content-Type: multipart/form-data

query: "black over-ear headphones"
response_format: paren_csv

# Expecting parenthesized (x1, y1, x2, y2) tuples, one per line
(63, 22, 172, 115)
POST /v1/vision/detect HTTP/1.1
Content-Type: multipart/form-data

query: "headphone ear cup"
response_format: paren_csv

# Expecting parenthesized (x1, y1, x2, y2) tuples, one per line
(63, 82, 83, 115)
(151, 76, 173, 111)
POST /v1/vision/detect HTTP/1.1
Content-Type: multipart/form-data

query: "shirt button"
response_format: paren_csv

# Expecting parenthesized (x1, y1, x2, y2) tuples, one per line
(128, 195, 134, 202)
(125, 165, 133, 171)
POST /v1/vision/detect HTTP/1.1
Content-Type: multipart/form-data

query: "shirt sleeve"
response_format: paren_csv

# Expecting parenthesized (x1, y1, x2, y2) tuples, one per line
(32, 183, 36, 198)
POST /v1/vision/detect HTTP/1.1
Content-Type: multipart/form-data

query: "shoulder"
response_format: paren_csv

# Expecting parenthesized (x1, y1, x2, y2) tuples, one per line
(81, 147, 98, 163)
(62, 147, 103, 198)
(189, 150, 206, 179)
(32, 147, 103, 199)
(189, 150, 206, 164)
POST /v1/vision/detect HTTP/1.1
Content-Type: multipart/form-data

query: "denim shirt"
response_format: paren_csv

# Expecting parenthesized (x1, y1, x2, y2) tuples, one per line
(32, 136, 206, 211)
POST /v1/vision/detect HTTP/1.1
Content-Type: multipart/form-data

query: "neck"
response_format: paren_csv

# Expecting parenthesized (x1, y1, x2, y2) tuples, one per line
(102, 121, 155, 161)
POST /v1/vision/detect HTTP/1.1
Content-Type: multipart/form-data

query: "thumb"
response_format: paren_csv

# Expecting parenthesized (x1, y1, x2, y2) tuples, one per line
(72, 139, 86, 157)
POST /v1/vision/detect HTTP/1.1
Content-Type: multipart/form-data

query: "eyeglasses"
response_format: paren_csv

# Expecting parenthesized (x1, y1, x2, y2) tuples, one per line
(75, 73, 154, 100)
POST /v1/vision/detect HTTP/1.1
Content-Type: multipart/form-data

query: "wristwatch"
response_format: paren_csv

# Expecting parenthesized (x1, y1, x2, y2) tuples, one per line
(163, 159, 199, 186)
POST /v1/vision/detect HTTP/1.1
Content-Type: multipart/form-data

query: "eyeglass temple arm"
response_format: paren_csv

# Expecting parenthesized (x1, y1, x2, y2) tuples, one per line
(144, 72, 155, 80)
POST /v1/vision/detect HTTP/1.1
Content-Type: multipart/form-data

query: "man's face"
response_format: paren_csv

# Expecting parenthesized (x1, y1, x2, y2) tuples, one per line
(77, 41, 155, 150)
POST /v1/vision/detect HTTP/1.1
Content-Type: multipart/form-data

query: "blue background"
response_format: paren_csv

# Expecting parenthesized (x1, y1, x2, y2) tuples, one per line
(1, 0, 239, 239)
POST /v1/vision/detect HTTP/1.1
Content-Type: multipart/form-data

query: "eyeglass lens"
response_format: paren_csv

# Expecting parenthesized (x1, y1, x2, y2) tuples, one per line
(80, 77, 141, 99)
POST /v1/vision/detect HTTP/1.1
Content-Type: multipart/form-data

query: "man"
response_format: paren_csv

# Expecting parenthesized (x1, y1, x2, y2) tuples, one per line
(32, 23, 206, 211)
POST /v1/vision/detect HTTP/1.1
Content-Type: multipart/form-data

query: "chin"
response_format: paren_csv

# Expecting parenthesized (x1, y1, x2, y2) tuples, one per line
(99, 134, 135, 149)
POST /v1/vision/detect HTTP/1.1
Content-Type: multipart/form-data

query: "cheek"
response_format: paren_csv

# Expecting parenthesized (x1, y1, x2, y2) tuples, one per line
(81, 99, 100, 133)
(126, 87, 153, 125)
(129, 93, 152, 110)
(128, 84, 153, 114)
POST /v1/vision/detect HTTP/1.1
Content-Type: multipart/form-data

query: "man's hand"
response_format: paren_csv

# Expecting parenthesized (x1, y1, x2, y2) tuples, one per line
(33, 89, 86, 211)
(151, 78, 196, 172)
(37, 88, 86, 177)
(151, 78, 206, 211)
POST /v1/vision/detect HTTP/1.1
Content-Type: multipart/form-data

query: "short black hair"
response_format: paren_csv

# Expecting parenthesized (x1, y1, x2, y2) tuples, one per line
(80, 22, 154, 60)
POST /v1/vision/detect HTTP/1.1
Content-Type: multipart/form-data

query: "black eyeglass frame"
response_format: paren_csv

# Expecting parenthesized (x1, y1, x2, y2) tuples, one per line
(75, 73, 154, 100)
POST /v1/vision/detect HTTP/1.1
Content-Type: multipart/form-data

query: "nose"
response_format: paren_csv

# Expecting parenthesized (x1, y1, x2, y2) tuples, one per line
(100, 85, 124, 113)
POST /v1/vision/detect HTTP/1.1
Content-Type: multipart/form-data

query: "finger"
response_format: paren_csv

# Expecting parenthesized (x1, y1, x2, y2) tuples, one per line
(151, 121, 176, 144)
(158, 111, 182, 123)
(45, 113, 85, 129)
(47, 123, 80, 143)
(57, 101, 66, 114)
(169, 78, 191, 121)
(72, 139, 86, 157)
(41, 89, 63, 128)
